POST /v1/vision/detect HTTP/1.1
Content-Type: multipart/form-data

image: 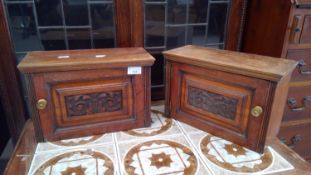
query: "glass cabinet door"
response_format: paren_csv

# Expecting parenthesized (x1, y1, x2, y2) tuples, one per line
(143, 0, 247, 99)
(5, 0, 117, 62)
(3, 0, 118, 115)
(3, 0, 247, 105)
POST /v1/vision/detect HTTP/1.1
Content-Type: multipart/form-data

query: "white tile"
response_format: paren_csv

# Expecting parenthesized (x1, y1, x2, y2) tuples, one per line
(28, 144, 118, 175)
(26, 105, 294, 175)
(186, 132, 294, 175)
(36, 133, 113, 153)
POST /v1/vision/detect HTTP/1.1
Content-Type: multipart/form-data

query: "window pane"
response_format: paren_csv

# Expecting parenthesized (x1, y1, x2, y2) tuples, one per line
(91, 3, 115, 48)
(7, 4, 42, 52)
(35, 0, 63, 26)
(40, 29, 66, 50)
(144, 0, 230, 49)
(167, 27, 186, 49)
(145, 4, 165, 47)
(145, 0, 166, 2)
(63, 0, 89, 26)
(206, 3, 228, 44)
(187, 26, 206, 45)
(67, 28, 91, 49)
(189, 0, 208, 23)
(167, 1, 187, 24)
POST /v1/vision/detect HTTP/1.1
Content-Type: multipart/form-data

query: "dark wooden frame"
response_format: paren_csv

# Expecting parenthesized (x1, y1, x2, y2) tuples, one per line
(115, 0, 248, 50)
(0, 0, 27, 143)
(115, 0, 144, 47)
(225, 0, 248, 51)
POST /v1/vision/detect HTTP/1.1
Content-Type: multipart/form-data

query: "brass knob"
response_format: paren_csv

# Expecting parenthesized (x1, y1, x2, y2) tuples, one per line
(36, 99, 47, 110)
(251, 106, 263, 117)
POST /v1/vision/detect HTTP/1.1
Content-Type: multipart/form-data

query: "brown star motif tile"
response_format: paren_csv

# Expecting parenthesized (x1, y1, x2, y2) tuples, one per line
(149, 152, 173, 169)
(224, 143, 247, 157)
(61, 165, 86, 175)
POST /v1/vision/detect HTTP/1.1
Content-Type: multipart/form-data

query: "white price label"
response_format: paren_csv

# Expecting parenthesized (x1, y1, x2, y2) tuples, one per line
(128, 66, 142, 75)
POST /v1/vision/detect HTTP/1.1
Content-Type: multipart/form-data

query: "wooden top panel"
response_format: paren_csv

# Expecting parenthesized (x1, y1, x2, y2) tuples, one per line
(18, 48, 155, 73)
(163, 45, 298, 81)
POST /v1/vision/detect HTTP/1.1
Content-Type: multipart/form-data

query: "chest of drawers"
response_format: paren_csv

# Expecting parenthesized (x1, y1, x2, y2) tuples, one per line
(279, 0, 311, 162)
(164, 45, 297, 153)
(18, 48, 155, 142)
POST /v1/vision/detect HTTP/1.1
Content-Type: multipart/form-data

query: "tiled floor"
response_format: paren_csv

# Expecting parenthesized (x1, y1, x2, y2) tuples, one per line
(28, 105, 294, 175)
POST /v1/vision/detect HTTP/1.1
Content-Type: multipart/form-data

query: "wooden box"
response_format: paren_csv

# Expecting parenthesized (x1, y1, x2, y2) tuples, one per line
(18, 48, 155, 142)
(163, 45, 297, 153)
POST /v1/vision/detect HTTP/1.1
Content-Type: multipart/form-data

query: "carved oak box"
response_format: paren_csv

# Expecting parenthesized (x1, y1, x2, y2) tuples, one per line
(163, 45, 297, 153)
(18, 48, 155, 142)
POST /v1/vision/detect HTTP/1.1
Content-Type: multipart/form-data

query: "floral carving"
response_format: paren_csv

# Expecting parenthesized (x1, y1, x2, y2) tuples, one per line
(65, 90, 122, 117)
(188, 86, 238, 120)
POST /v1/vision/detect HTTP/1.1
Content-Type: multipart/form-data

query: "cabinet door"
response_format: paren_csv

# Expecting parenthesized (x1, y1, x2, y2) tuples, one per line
(30, 69, 147, 141)
(169, 62, 272, 152)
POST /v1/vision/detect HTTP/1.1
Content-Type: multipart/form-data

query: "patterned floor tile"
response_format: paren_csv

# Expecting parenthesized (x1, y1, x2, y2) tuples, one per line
(28, 144, 118, 175)
(27, 106, 294, 175)
(36, 133, 113, 153)
(177, 121, 206, 134)
(186, 132, 294, 175)
(116, 110, 183, 142)
(117, 134, 212, 175)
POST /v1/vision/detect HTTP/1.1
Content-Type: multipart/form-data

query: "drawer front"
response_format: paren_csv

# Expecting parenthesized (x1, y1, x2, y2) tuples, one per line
(32, 68, 148, 141)
(278, 123, 311, 159)
(286, 49, 311, 81)
(300, 14, 311, 44)
(283, 85, 311, 121)
(168, 62, 272, 152)
(288, 11, 311, 44)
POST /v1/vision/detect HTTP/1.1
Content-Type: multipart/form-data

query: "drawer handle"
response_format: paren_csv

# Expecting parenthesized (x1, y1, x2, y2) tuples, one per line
(280, 135, 302, 148)
(294, 28, 301, 32)
(298, 60, 311, 75)
(287, 96, 311, 111)
(251, 106, 263, 117)
(36, 99, 47, 110)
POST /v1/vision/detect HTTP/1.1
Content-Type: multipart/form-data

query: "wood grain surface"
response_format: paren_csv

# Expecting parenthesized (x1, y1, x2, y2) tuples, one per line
(18, 48, 155, 73)
(164, 45, 298, 81)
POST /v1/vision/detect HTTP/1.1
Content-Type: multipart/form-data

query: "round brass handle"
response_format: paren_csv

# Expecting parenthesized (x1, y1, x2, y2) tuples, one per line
(251, 106, 263, 117)
(36, 99, 47, 110)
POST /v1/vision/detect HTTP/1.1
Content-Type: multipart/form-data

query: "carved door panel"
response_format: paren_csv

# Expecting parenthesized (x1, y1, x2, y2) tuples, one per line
(30, 68, 144, 141)
(169, 63, 272, 151)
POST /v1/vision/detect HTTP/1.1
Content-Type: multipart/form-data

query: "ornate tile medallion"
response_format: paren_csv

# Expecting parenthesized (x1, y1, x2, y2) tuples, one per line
(123, 140, 198, 175)
(200, 135, 273, 173)
(33, 150, 114, 175)
(124, 110, 172, 137)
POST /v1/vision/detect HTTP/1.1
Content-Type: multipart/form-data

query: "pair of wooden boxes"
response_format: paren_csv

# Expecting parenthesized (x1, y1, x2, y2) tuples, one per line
(18, 46, 297, 153)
